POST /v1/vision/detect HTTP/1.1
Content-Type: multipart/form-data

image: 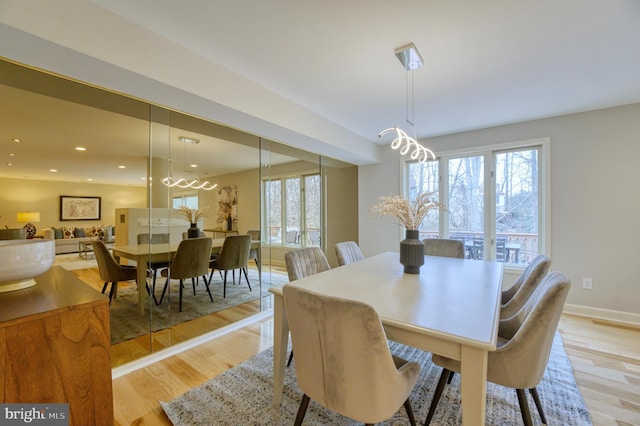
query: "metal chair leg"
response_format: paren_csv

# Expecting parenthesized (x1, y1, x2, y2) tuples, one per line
(516, 388, 534, 426)
(529, 387, 547, 424)
(293, 394, 310, 426)
(424, 368, 450, 425)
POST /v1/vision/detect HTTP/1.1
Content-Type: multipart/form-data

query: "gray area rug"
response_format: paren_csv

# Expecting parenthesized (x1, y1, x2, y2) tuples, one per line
(108, 268, 288, 344)
(161, 333, 591, 425)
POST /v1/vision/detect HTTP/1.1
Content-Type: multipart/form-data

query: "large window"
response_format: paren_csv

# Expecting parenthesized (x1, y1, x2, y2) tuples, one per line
(263, 173, 321, 247)
(406, 139, 548, 266)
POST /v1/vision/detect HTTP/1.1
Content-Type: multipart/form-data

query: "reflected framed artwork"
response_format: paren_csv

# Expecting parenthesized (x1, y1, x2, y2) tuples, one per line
(60, 196, 101, 221)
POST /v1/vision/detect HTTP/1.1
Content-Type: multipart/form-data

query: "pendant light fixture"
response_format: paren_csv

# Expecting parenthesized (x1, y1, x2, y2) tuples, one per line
(378, 43, 435, 163)
(162, 136, 218, 190)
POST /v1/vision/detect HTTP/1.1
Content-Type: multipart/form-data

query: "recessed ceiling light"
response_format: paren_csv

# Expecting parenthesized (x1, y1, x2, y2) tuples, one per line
(118, 165, 126, 169)
(49, 169, 58, 173)
(8, 153, 15, 157)
(75, 147, 86, 151)
(11, 138, 21, 143)
(7, 163, 13, 166)
(190, 164, 198, 168)
(86, 178, 93, 182)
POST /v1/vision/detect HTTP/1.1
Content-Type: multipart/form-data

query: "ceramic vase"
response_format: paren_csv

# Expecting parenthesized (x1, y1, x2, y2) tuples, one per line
(399, 229, 424, 274)
(187, 223, 200, 238)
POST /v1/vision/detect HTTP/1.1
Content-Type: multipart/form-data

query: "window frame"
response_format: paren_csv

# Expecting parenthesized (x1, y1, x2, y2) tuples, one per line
(405, 137, 550, 270)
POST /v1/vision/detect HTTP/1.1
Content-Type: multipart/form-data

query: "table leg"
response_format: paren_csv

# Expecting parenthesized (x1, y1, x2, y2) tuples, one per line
(459, 346, 488, 426)
(272, 293, 289, 406)
(137, 262, 147, 315)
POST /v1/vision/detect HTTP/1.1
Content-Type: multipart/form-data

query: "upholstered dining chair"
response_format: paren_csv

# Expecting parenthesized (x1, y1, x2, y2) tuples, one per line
(247, 229, 260, 270)
(500, 254, 551, 319)
(284, 247, 331, 367)
(137, 233, 170, 304)
(207, 234, 252, 298)
(92, 240, 138, 305)
(423, 238, 465, 259)
(335, 241, 365, 266)
(423, 271, 571, 426)
(283, 285, 420, 426)
(158, 237, 213, 312)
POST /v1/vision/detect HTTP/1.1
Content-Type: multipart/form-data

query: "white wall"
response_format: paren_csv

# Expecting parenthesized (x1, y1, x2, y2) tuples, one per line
(359, 103, 640, 321)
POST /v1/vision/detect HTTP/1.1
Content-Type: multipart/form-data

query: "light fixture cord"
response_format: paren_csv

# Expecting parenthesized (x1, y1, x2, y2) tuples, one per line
(406, 69, 415, 127)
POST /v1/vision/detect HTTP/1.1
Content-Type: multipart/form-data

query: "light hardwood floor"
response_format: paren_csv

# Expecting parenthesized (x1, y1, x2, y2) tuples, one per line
(110, 312, 640, 425)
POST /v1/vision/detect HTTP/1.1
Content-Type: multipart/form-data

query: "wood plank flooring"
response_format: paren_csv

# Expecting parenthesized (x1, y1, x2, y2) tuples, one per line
(110, 312, 640, 425)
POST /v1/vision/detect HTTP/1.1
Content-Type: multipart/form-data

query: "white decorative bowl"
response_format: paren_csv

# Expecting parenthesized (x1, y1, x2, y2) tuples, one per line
(0, 239, 55, 293)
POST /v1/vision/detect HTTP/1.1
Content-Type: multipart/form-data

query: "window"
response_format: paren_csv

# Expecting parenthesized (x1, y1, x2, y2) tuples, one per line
(172, 193, 198, 209)
(263, 173, 321, 247)
(406, 139, 548, 266)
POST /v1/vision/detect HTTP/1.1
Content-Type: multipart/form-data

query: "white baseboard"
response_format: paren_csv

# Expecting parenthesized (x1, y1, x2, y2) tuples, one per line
(111, 310, 274, 379)
(564, 303, 640, 327)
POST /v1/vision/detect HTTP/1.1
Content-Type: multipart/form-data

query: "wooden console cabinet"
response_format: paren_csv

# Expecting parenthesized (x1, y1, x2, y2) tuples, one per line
(0, 266, 113, 425)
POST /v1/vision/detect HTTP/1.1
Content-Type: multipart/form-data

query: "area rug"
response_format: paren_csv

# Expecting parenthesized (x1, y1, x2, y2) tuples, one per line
(53, 252, 98, 271)
(161, 333, 591, 425)
(108, 268, 288, 344)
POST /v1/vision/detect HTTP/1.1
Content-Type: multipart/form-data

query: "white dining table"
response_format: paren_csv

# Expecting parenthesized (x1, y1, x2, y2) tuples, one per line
(112, 238, 259, 314)
(269, 251, 504, 426)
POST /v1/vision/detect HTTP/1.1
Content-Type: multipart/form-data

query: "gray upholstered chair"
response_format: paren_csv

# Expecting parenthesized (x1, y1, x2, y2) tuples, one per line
(92, 240, 138, 305)
(423, 238, 465, 259)
(207, 235, 252, 298)
(284, 247, 330, 281)
(500, 254, 551, 319)
(335, 241, 364, 266)
(284, 247, 331, 366)
(247, 229, 260, 270)
(0, 228, 26, 240)
(424, 271, 571, 426)
(283, 285, 420, 426)
(159, 237, 213, 312)
(137, 233, 171, 304)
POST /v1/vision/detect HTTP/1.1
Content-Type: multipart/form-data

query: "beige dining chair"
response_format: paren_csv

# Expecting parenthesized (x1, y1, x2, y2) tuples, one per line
(137, 233, 170, 304)
(424, 271, 571, 426)
(335, 241, 365, 266)
(283, 285, 420, 425)
(500, 254, 551, 319)
(159, 237, 213, 312)
(207, 234, 252, 298)
(284, 246, 331, 367)
(92, 240, 138, 305)
(423, 238, 465, 259)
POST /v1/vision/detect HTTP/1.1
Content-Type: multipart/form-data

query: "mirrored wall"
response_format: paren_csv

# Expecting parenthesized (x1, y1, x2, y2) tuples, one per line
(0, 58, 357, 367)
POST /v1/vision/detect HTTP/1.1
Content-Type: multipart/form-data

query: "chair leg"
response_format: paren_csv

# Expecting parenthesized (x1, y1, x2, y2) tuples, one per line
(101, 281, 108, 294)
(404, 398, 417, 426)
(287, 350, 294, 367)
(293, 394, 310, 426)
(529, 387, 547, 424)
(515, 389, 534, 426)
(179, 279, 184, 312)
(192, 278, 197, 295)
(108, 281, 116, 305)
(203, 275, 214, 302)
(159, 278, 170, 305)
(424, 368, 450, 426)
(241, 267, 252, 291)
(223, 270, 228, 298)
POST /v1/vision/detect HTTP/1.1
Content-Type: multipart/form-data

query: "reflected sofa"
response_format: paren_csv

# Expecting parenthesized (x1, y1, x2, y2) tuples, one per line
(43, 225, 114, 254)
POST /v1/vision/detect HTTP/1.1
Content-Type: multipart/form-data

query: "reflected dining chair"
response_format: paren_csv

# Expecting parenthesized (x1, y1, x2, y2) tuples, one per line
(283, 285, 420, 426)
(247, 229, 261, 271)
(423, 238, 465, 259)
(207, 234, 252, 298)
(92, 240, 138, 305)
(424, 271, 571, 426)
(158, 237, 213, 312)
(137, 233, 170, 304)
(284, 247, 331, 367)
(500, 254, 551, 319)
(335, 241, 365, 266)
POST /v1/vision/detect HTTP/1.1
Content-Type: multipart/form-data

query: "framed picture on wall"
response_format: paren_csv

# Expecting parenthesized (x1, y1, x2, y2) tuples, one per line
(60, 196, 101, 221)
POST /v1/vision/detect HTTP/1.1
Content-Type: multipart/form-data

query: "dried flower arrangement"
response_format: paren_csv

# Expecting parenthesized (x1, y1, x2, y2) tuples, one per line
(369, 192, 444, 230)
(177, 205, 210, 224)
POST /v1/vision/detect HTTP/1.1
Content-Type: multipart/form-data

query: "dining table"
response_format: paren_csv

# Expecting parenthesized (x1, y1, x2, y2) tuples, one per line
(112, 237, 259, 314)
(269, 251, 504, 426)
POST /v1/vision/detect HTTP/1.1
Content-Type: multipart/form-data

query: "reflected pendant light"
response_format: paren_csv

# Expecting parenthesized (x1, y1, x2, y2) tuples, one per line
(378, 43, 435, 163)
(162, 136, 218, 191)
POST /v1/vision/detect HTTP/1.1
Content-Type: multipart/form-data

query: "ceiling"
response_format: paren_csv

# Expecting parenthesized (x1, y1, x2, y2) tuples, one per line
(90, 0, 640, 140)
(2, 1, 640, 186)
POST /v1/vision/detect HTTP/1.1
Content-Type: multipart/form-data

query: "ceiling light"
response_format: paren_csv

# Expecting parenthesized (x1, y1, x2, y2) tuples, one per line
(163, 136, 216, 190)
(49, 169, 58, 173)
(179, 136, 200, 144)
(9, 153, 15, 157)
(378, 43, 435, 163)
(75, 146, 86, 151)
(11, 138, 21, 143)
(118, 165, 126, 169)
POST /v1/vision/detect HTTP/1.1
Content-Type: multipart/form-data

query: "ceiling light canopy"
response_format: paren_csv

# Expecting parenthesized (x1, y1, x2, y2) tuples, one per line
(379, 43, 435, 164)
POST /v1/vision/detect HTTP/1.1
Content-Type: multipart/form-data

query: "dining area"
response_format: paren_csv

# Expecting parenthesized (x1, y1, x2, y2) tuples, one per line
(268, 240, 572, 426)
